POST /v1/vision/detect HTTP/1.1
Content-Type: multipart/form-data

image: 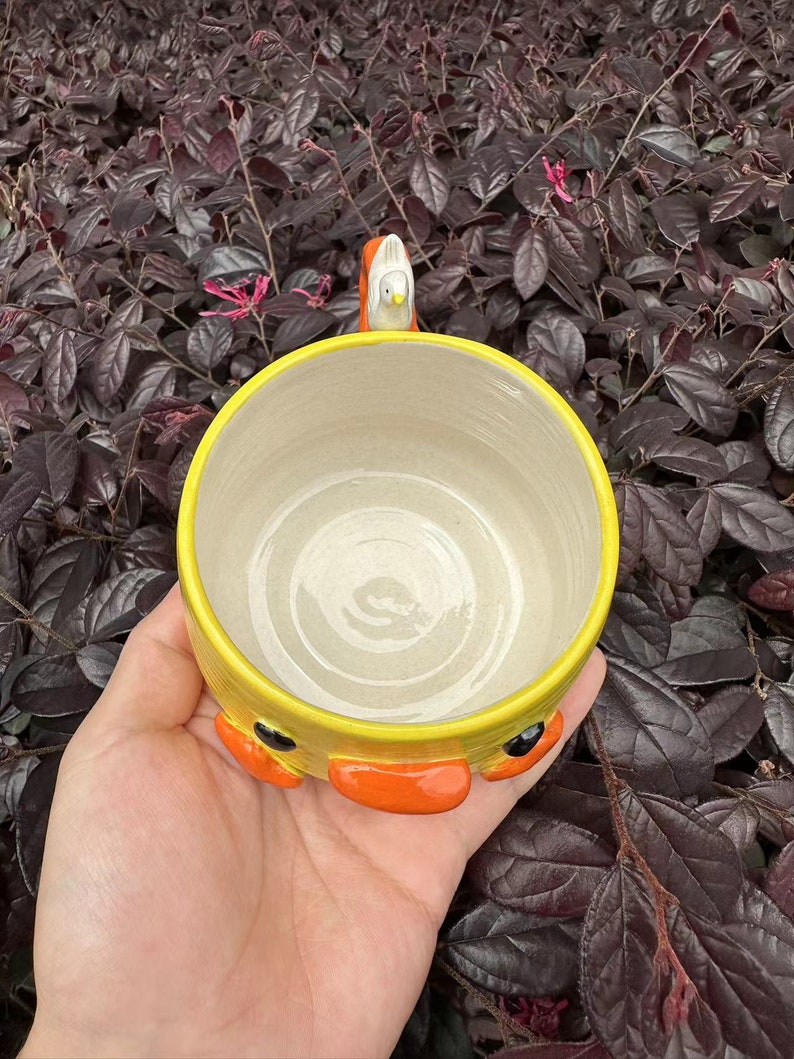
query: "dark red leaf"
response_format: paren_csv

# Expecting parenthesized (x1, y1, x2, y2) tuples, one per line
(765, 841, 794, 918)
(698, 798, 759, 852)
(749, 568, 794, 611)
(614, 481, 644, 583)
(763, 683, 794, 768)
(284, 79, 320, 137)
(663, 364, 738, 438)
(697, 686, 765, 762)
(468, 809, 615, 917)
(11, 653, 100, 717)
(512, 228, 549, 301)
(0, 470, 40, 541)
(445, 901, 581, 998)
(650, 195, 700, 249)
(43, 330, 78, 405)
(764, 381, 794, 473)
(618, 788, 744, 920)
(14, 431, 79, 508)
(206, 127, 237, 174)
(13, 755, 61, 896)
(654, 614, 756, 686)
(589, 658, 713, 798)
(708, 179, 764, 224)
(710, 484, 794, 553)
(409, 152, 450, 216)
(92, 331, 131, 403)
(635, 483, 703, 586)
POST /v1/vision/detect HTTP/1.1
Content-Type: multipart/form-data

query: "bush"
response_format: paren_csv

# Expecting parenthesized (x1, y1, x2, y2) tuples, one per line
(1, 0, 794, 1055)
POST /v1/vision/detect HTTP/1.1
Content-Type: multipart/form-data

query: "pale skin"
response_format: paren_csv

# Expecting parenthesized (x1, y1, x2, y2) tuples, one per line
(21, 587, 605, 1059)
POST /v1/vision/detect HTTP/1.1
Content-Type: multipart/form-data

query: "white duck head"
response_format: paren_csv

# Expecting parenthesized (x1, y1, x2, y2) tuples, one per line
(366, 234, 415, 331)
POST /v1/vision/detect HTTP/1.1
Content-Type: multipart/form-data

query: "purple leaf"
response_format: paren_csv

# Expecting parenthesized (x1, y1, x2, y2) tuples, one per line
(636, 125, 699, 166)
(186, 315, 234, 371)
(272, 309, 335, 355)
(708, 178, 765, 224)
(601, 581, 671, 667)
(613, 55, 664, 93)
(62, 568, 164, 644)
(10, 652, 100, 716)
(635, 483, 703, 586)
(445, 901, 581, 998)
(409, 152, 450, 216)
(609, 402, 690, 452)
(414, 266, 465, 314)
(248, 155, 291, 191)
(27, 538, 105, 639)
(13, 755, 61, 896)
(650, 195, 700, 248)
(605, 178, 643, 250)
(63, 203, 107, 255)
(710, 483, 794, 553)
(0, 470, 40, 541)
(663, 363, 738, 438)
(685, 491, 722, 559)
(109, 193, 156, 234)
(589, 658, 713, 798)
(14, 431, 79, 508)
(614, 481, 644, 582)
(698, 798, 759, 852)
(765, 841, 794, 919)
(764, 381, 794, 472)
(512, 228, 549, 301)
(92, 331, 131, 403)
(581, 861, 794, 1059)
(284, 78, 320, 137)
(697, 686, 765, 762)
(763, 682, 794, 768)
(618, 787, 744, 920)
(654, 615, 756, 686)
(528, 762, 615, 845)
(206, 127, 237, 173)
(547, 217, 601, 285)
(525, 309, 585, 385)
(646, 435, 727, 481)
(468, 809, 615, 917)
(76, 642, 122, 688)
(42, 330, 78, 405)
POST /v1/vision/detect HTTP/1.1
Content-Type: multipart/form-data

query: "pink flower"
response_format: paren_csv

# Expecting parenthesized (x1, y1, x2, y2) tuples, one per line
(291, 273, 332, 308)
(200, 274, 270, 320)
(542, 155, 574, 203)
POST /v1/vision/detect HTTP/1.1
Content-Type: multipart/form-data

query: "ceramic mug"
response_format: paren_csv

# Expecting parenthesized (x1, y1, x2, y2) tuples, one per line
(177, 238, 619, 814)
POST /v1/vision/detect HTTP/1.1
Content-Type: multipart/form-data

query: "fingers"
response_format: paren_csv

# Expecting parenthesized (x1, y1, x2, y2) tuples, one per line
(82, 584, 204, 735)
(450, 649, 607, 859)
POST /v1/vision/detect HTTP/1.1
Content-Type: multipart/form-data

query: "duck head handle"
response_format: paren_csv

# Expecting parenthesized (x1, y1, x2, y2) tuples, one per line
(358, 234, 419, 332)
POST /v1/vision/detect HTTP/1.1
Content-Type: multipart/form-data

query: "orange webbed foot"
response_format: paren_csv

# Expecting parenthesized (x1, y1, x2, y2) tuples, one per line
(215, 713, 303, 788)
(328, 758, 471, 814)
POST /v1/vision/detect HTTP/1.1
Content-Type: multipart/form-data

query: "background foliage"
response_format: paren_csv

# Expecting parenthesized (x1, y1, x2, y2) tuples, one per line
(1, 0, 794, 1055)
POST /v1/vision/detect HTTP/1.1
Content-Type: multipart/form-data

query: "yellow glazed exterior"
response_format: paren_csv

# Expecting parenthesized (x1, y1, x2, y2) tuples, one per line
(177, 331, 619, 787)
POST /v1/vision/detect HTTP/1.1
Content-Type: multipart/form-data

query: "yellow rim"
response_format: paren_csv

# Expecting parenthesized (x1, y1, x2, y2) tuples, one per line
(177, 331, 619, 743)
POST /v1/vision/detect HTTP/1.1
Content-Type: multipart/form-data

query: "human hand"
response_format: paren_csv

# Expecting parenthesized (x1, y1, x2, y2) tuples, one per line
(21, 587, 605, 1059)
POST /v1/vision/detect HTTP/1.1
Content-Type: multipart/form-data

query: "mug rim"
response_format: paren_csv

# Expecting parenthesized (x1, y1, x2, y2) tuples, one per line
(177, 330, 619, 740)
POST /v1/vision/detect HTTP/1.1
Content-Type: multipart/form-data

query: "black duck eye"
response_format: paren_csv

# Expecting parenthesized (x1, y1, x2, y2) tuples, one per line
(254, 721, 297, 752)
(503, 722, 545, 758)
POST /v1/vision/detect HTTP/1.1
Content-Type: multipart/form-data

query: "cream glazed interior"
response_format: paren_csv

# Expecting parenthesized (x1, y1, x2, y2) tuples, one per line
(193, 341, 602, 723)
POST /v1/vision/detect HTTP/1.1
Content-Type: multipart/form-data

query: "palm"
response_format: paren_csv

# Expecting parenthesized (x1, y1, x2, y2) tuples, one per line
(26, 591, 604, 1059)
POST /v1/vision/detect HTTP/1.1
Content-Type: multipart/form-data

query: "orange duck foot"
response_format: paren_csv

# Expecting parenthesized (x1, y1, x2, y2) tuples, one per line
(215, 713, 303, 788)
(328, 758, 471, 814)
(481, 710, 564, 781)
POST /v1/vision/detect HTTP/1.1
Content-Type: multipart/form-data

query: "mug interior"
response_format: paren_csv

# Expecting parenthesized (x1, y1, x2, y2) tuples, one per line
(193, 339, 603, 723)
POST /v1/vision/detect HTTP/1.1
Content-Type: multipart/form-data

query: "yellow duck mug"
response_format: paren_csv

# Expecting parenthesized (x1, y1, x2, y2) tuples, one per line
(177, 235, 619, 814)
